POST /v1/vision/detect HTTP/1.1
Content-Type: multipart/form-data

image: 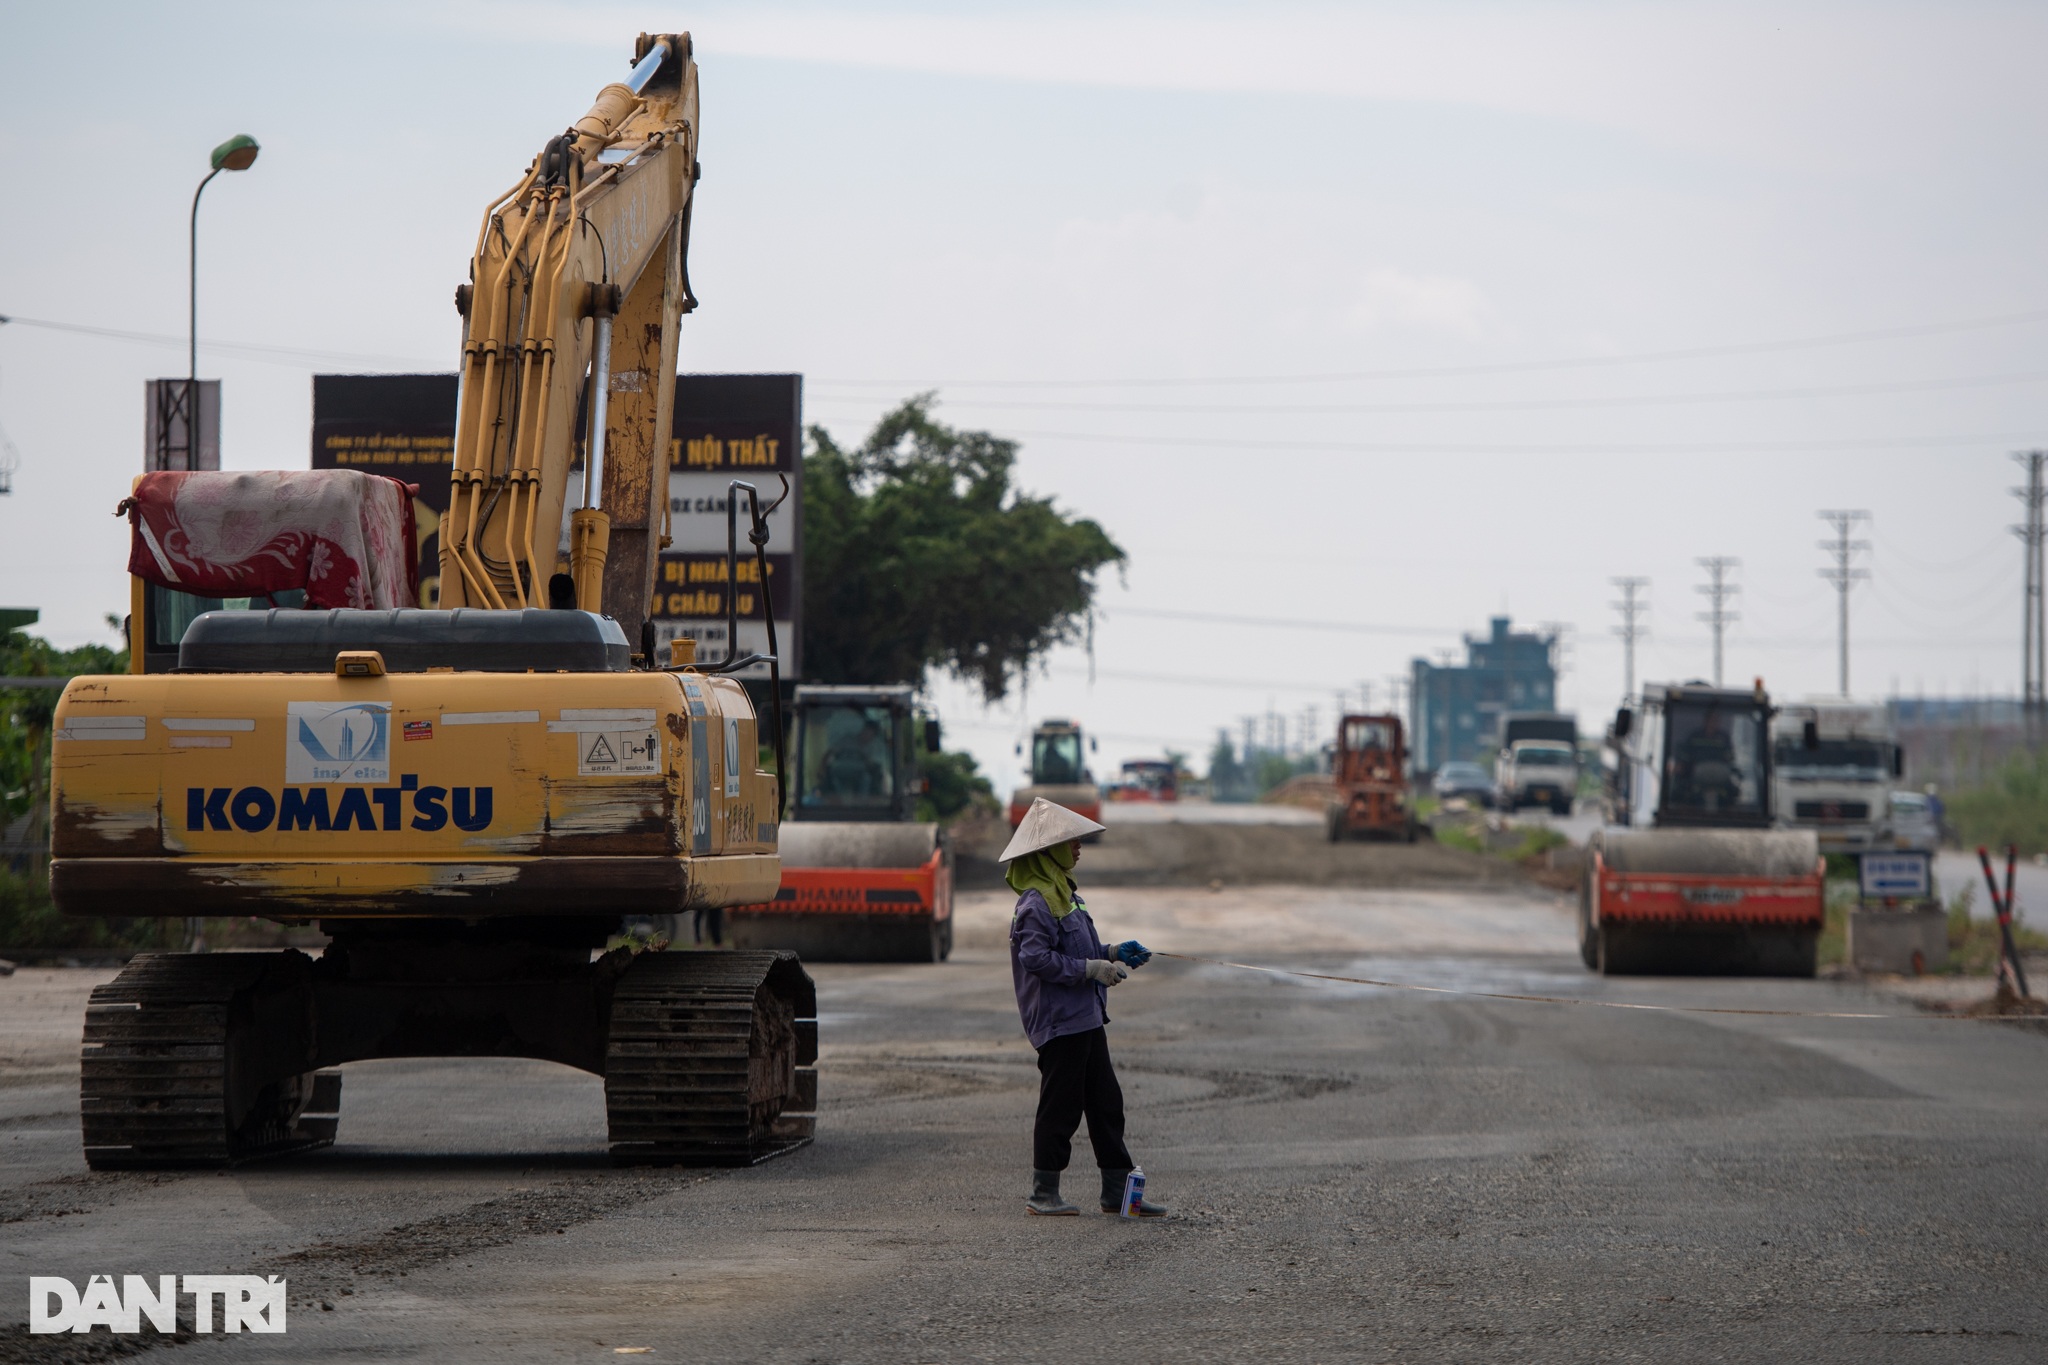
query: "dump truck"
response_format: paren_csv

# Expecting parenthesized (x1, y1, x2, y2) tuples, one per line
(727, 685, 954, 962)
(1008, 718, 1102, 829)
(1326, 713, 1419, 842)
(1581, 681, 1823, 975)
(1493, 711, 1578, 814)
(49, 34, 818, 1169)
(1496, 739, 1578, 814)
(1770, 699, 1901, 855)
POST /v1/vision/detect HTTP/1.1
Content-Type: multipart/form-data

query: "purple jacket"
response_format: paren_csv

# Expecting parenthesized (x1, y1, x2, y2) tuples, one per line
(1009, 888, 1116, 1049)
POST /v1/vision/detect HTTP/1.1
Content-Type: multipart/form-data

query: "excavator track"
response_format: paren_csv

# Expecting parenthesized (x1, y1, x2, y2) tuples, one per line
(81, 952, 341, 1170)
(604, 950, 817, 1167)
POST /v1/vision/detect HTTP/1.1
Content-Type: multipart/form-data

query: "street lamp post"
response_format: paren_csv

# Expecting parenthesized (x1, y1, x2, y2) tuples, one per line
(182, 134, 257, 949)
(189, 134, 260, 390)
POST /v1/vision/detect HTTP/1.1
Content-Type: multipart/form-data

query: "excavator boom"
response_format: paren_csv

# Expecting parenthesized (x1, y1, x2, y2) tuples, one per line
(441, 32, 702, 653)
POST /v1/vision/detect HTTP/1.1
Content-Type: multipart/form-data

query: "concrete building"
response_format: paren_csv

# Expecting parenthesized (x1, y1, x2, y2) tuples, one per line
(1410, 616, 1559, 774)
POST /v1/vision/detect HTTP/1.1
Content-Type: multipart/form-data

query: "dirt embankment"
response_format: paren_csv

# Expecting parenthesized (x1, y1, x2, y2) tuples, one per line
(951, 815, 1533, 891)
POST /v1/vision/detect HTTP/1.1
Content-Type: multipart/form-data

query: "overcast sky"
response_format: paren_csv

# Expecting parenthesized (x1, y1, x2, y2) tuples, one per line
(3, 1, 2045, 792)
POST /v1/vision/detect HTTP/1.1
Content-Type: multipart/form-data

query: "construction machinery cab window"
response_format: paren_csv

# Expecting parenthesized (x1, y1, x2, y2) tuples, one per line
(1663, 700, 1767, 819)
(1033, 730, 1084, 785)
(799, 702, 901, 809)
(141, 584, 307, 673)
(1774, 737, 1888, 783)
(1344, 719, 1396, 751)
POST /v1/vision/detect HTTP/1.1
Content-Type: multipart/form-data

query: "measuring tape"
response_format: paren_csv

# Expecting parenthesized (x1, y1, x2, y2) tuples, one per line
(1151, 951, 2031, 1022)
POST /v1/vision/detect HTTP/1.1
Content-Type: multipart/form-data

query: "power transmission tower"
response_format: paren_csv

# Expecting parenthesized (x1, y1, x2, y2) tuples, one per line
(2013, 452, 2047, 722)
(1610, 577, 1649, 702)
(1817, 510, 1870, 697)
(1694, 557, 1740, 687)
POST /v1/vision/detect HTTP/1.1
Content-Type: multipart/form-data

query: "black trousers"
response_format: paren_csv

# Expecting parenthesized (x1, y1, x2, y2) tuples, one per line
(1033, 1026, 1133, 1173)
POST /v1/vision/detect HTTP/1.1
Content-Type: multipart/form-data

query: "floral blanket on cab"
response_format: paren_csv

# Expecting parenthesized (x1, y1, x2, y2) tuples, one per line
(121, 470, 419, 610)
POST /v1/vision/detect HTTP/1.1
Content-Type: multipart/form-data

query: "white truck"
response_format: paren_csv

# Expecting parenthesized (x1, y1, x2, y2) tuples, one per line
(1769, 699, 1902, 856)
(1495, 712, 1579, 815)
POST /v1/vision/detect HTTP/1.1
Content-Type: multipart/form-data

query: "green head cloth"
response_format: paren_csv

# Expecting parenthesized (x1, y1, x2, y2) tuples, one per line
(1006, 841, 1078, 918)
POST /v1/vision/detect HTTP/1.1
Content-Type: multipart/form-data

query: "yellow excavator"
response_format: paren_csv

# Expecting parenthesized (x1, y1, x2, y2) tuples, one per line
(48, 33, 818, 1168)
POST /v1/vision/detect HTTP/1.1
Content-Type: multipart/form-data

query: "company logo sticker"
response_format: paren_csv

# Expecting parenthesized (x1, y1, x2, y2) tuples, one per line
(286, 702, 390, 784)
(403, 720, 433, 742)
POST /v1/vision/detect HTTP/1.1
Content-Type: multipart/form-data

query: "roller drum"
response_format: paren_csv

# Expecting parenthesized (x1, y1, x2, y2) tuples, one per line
(1598, 828, 1819, 879)
(779, 821, 939, 870)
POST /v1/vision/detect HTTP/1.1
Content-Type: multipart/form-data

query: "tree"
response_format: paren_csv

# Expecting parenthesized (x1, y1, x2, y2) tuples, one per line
(1207, 729, 1249, 803)
(2, 620, 126, 833)
(803, 398, 1125, 700)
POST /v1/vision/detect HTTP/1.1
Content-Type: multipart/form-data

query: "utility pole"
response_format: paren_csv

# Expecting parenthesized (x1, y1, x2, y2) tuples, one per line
(1610, 577, 1649, 703)
(1539, 620, 1574, 707)
(1694, 557, 1740, 688)
(2013, 452, 2047, 725)
(1817, 511, 1870, 697)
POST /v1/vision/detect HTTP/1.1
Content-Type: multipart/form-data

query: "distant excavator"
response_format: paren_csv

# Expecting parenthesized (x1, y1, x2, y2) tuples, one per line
(50, 33, 817, 1169)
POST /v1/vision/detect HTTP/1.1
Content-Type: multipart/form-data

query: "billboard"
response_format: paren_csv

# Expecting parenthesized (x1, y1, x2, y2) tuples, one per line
(660, 374, 802, 680)
(310, 373, 801, 676)
(310, 375, 455, 605)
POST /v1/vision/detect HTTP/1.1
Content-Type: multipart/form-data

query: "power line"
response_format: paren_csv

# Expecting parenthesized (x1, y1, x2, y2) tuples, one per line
(1818, 511, 1872, 696)
(803, 424, 2048, 458)
(811, 366, 2048, 415)
(0, 313, 441, 371)
(806, 305, 2048, 390)
(1694, 558, 1740, 688)
(1107, 606, 1459, 638)
(1611, 577, 1649, 702)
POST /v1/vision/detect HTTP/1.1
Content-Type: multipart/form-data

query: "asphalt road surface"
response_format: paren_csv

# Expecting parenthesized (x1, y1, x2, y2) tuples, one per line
(5, 883, 2046, 1363)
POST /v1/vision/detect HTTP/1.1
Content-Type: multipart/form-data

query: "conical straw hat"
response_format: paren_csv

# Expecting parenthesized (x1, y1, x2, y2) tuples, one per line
(999, 796, 1107, 863)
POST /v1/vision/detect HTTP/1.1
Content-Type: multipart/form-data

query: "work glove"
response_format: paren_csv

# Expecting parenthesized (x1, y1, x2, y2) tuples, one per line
(1114, 940, 1152, 968)
(1084, 958, 1131, 987)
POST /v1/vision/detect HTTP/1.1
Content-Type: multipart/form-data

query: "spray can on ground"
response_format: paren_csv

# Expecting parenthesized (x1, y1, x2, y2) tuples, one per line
(1120, 1166, 1146, 1218)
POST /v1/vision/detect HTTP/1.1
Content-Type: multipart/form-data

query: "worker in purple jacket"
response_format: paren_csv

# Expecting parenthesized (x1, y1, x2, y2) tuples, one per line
(1003, 797, 1168, 1218)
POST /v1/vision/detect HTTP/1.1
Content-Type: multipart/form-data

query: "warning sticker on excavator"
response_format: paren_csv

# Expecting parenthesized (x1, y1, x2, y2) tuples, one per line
(578, 729, 660, 777)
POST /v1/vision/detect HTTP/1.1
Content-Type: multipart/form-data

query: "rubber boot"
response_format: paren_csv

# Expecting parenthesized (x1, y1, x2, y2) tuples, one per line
(1100, 1168, 1168, 1217)
(1026, 1170, 1078, 1216)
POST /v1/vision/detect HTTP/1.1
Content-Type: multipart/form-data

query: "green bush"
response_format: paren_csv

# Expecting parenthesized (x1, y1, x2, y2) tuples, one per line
(917, 749, 997, 823)
(1947, 749, 2048, 855)
(1435, 823, 1484, 855)
(0, 864, 176, 954)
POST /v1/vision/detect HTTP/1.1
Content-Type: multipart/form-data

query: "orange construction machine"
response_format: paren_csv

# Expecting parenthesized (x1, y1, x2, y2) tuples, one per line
(1008, 718, 1102, 828)
(1326, 713, 1419, 842)
(1581, 681, 1824, 975)
(728, 685, 954, 962)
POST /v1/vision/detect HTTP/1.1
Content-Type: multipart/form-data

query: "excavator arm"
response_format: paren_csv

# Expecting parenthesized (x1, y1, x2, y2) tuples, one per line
(440, 31, 701, 652)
